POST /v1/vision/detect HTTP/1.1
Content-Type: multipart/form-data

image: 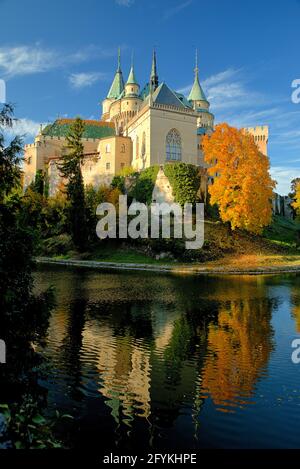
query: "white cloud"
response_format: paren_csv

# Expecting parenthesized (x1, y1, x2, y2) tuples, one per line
(4, 117, 43, 139)
(162, 0, 193, 20)
(177, 68, 258, 111)
(115, 0, 135, 6)
(270, 166, 300, 195)
(0, 46, 57, 77)
(69, 72, 106, 89)
(0, 44, 117, 78)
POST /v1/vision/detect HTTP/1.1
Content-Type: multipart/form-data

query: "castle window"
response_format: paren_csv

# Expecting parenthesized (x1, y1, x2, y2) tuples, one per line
(27, 156, 32, 165)
(121, 144, 125, 153)
(166, 128, 182, 161)
(105, 144, 111, 153)
(106, 162, 111, 170)
(141, 132, 146, 157)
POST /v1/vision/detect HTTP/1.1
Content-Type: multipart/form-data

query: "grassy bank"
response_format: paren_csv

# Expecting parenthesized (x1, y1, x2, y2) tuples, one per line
(39, 216, 300, 272)
(40, 215, 300, 270)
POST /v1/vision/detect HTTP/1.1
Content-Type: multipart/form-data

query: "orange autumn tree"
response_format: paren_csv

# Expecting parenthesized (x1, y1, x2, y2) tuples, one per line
(292, 181, 300, 219)
(202, 123, 276, 234)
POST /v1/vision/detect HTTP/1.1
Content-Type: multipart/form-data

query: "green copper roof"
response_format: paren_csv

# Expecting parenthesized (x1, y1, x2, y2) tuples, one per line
(188, 71, 207, 102)
(107, 70, 124, 99)
(42, 119, 115, 139)
(107, 48, 125, 99)
(126, 65, 138, 85)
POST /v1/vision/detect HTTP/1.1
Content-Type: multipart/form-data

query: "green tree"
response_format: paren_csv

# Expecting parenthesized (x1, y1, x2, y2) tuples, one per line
(0, 104, 23, 202)
(0, 104, 57, 448)
(289, 177, 300, 219)
(32, 169, 46, 195)
(58, 117, 87, 250)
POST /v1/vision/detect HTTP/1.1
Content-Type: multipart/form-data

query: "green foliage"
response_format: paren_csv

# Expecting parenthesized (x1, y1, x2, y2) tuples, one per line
(205, 193, 220, 221)
(0, 104, 23, 202)
(42, 191, 69, 238)
(58, 117, 87, 251)
(111, 175, 126, 193)
(263, 215, 300, 247)
(289, 177, 300, 199)
(0, 104, 56, 448)
(164, 163, 200, 206)
(34, 169, 46, 195)
(129, 165, 159, 204)
(42, 234, 74, 256)
(0, 398, 73, 449)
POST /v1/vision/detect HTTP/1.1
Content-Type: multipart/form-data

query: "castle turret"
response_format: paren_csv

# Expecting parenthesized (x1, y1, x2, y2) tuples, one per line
(102, 48, 124, 120)
(107, 48, 124, 99)
(188, 50, 209, 111)
(125, 57, 139, 97)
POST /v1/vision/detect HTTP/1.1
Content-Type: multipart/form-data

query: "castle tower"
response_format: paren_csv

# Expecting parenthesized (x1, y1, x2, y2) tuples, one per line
(188, 50, 209, 111)
(149, 49, 159, 93)
(244, 126, 269, 155)
(102, 48, 125, 120)
(125, 55, 140, 97)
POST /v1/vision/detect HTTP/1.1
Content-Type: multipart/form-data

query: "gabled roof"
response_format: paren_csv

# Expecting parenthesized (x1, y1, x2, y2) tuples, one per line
(152, 82, 187, 108)
(42, 119, 115, 139)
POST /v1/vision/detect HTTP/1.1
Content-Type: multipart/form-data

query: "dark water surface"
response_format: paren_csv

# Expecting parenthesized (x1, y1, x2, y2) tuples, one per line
(33, 265, 300, 449)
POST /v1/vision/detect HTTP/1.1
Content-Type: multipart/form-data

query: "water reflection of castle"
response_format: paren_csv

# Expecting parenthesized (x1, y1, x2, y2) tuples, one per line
(45, 272, 279, 432)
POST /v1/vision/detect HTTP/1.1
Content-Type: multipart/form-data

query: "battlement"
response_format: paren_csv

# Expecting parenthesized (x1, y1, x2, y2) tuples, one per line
(243, 125, 269, 155)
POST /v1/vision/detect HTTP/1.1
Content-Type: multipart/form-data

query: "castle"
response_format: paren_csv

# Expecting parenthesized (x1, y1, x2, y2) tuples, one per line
(23, 49, 268, 197)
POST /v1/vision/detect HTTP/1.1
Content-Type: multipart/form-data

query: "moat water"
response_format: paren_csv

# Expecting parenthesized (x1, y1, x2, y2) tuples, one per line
(33, 265, 300, 449)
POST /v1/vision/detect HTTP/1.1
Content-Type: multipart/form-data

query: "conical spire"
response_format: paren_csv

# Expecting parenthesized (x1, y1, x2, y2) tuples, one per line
(107, 47, 124, 99)
(150, 48, 159, 92)
(126, 53, 138, 85)
(188, 49, 207, 103)
(117, 47, 121, 72)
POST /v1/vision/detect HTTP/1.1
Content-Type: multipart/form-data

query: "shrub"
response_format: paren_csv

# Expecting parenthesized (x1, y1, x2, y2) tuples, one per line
(42, 234, 74, 256)
(164, 163, 200, 206)
(129, 165, 159, 204)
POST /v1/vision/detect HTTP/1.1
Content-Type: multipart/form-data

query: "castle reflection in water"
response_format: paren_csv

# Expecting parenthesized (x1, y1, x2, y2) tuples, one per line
(35, 267, 300, 448)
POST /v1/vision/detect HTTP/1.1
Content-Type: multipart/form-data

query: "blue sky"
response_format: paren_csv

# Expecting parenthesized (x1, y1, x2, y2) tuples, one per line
(0, 0, 300, 194)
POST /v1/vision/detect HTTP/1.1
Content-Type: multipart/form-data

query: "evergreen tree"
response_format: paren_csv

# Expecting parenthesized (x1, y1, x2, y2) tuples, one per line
(32, 169, 45, 195)
(58, 117, 87, 250)
(0, 104, 23, 202)
(0, 104, 53, 398)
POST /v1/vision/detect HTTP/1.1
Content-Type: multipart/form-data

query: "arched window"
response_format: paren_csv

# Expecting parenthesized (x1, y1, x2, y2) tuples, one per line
(141, 131, 146, 157)
(121, 144, 125, 153)
(166, 129, 182, 161)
